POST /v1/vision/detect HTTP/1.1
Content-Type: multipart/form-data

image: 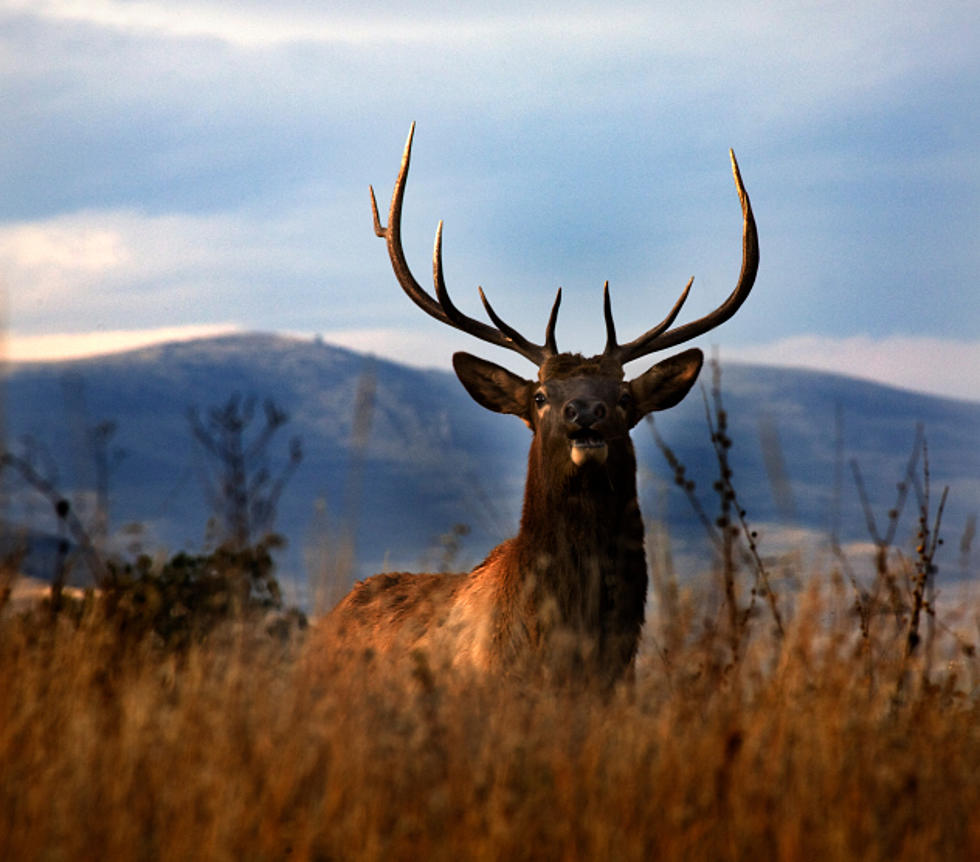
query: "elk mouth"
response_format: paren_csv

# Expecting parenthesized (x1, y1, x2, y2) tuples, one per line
(569, 431, 608, 466)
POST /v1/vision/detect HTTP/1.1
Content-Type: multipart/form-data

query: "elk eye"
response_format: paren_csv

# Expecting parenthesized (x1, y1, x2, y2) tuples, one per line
(533, 392, 547, 408)
(618, 392, 633, 409)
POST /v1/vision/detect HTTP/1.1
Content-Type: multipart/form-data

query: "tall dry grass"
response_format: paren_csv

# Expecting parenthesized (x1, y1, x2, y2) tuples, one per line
(2, 361, 976, 859)
(1, 569, 978, 861)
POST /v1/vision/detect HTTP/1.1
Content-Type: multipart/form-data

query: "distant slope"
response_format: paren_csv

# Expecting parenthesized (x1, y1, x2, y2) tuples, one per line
(2, 334, 977, 600)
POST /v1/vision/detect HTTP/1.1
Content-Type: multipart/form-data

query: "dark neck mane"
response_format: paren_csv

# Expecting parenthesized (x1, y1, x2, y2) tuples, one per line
(503, 440, 649, 677)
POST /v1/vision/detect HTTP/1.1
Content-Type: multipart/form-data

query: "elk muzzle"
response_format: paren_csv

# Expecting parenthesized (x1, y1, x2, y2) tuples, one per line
(564, 398, 610, 467)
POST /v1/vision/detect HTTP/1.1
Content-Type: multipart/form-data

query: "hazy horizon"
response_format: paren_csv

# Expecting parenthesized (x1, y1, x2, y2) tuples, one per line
(3, 324, 978, 405)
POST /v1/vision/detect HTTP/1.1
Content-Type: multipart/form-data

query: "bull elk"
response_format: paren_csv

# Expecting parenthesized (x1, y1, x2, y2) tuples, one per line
(323, 124, 758, 686)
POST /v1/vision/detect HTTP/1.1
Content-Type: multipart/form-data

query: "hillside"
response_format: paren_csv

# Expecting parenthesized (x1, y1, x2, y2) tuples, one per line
(2, 333, 977, 605)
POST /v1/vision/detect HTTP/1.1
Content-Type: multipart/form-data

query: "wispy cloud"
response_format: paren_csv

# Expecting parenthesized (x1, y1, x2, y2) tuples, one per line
(14, 1, 655, 49)
(13, 0, 977, 102)
(726, 335, 980, 403)
(2, 323, 242, 362)
(0, 206, 369, 333)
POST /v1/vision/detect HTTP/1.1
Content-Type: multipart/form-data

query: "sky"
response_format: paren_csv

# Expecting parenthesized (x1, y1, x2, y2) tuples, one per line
(1, 0, 978, 400)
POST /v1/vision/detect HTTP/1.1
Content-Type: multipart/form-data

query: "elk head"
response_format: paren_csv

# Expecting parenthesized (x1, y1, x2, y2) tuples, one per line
(369, 124, 758, 464)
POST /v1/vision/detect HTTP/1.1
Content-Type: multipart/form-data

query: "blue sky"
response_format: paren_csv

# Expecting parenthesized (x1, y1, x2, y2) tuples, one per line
(2, 1, 978, 400)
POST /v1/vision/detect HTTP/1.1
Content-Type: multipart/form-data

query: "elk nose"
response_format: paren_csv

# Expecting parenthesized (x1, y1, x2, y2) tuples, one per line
(563, 399, 607, 427)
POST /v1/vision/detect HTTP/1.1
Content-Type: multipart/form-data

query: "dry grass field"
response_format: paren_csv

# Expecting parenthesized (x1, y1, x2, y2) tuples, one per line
(1, 562, 978, 861)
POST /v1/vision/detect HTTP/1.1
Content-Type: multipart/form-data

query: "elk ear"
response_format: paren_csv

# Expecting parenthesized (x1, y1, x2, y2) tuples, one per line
(452, 352, 534, 422)
(627, 348, 704, 426)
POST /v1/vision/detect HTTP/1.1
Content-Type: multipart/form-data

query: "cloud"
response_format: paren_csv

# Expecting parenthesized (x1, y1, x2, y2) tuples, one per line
(725, 335, 980, 403)
(0, 219, 129, 302)
(2, 323, 242, 362)
(14, 1, 657, 49)
(14, 2, 973, 67)
(0, 210, 233, 329)
(0, 205, 378, 333)
(12, 1, 977, 107)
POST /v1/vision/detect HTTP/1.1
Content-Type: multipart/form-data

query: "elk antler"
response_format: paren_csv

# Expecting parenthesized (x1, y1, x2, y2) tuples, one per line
(370, 123, 559, 365)
(603, 149, 759, 365)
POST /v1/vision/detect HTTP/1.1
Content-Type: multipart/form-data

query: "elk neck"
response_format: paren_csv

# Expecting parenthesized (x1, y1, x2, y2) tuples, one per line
(507, 426, 648, 639)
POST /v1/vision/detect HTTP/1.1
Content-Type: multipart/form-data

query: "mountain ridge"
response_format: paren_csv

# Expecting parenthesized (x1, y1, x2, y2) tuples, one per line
(3, 333, 977, 603)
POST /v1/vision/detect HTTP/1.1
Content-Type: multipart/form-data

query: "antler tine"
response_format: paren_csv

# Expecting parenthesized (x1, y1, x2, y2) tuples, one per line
(369, 186, 383, 236)
(432, 222, 553, 364)
(370, 123, 443, 322)
(606, 149, 758, 364)
(432, 223, 542, 361)
(475, 286, 562, 361)
(602, 281, 617, 354)
(373, 123, 555, 366)
(474, 286, 539, 360)
(543, 288, 561, 355)
(605, 277, 694, 362)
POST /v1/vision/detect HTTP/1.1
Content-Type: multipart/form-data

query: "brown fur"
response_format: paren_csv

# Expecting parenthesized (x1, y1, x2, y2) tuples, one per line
(315, 348, 704, 687)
